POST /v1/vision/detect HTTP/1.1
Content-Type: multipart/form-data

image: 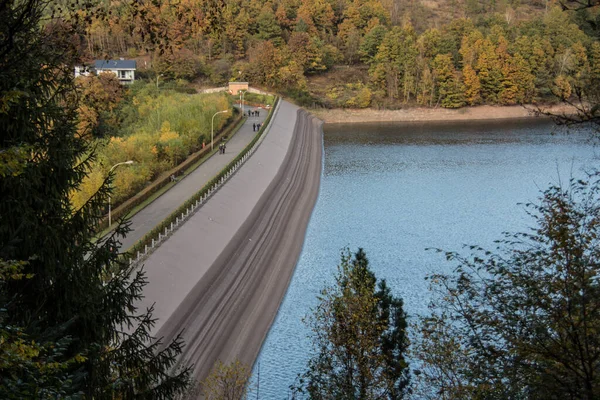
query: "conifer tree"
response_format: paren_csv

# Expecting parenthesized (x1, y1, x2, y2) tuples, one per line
(475, 39, 503, 104)
(294, 249, 409, 399)
(462, 64, 481, 105)
(0, 1, 190, 397)
(433, 54, 466, 108)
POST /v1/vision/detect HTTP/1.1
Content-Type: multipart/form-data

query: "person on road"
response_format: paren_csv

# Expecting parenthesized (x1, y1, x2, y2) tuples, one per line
(253, 123, 256, 131)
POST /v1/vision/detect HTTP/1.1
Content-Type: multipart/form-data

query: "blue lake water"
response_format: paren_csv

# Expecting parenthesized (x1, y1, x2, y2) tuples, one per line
(252, 119, 598, 398)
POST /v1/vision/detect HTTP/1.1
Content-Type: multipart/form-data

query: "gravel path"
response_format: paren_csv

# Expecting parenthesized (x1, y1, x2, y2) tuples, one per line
(136, 101, 323, 393)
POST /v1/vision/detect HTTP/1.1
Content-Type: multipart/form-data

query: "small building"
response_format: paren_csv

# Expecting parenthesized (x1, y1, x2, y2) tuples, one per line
(229, 82, 248, 95)
(94, 59, 136, 84)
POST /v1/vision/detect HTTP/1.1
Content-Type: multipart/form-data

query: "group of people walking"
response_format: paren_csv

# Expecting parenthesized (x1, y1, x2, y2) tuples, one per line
(219, 143, 226, 154)
(252, 123, 262, 132)
(247, 110, 260, 117)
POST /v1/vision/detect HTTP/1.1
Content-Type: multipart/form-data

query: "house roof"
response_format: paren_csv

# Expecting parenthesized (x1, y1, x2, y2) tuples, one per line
(94, 60, 136, 70)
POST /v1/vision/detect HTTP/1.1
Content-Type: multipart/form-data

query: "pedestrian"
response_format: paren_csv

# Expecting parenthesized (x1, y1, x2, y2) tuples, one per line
(257, 110, 260, 117)
(223, 144, 226, 154)
(219, 143, 223, 154)
(253, 123, 256, 131)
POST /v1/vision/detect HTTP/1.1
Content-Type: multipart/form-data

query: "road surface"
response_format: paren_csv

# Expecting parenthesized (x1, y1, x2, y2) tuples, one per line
(136, 101, 323, 394)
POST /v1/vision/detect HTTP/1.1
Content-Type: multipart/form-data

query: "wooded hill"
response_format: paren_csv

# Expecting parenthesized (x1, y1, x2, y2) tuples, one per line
(80, 0, 600, 108)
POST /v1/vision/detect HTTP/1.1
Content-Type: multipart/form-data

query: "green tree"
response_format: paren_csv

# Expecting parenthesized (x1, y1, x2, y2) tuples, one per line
(359, 24, 388, 64)
(287, 32, 328, 73)
(0, 1, 190, 397)
(433, 54, 466, 108)
(370, 25, 418, 101)
(497, 35, 535, 105)
(256, 7, 283, 45)
(475, 38, 503, 103)
(416, 180, 600, 399)
(295, 249, 410, 399)
(201, 360, 251, 400)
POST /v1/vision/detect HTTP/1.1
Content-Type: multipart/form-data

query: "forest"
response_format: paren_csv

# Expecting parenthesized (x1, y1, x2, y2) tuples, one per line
(79, 0, 600, 108)
(69, 0, 600, 208)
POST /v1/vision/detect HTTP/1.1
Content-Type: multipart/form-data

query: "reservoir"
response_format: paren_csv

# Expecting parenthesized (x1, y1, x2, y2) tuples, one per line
(252, 118, 597, 397)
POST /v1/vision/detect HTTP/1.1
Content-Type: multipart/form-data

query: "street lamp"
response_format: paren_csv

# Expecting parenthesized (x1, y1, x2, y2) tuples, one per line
(239, 90, 246, 115)
(211, 109, 229, 151)
(108, 160, 134, 228)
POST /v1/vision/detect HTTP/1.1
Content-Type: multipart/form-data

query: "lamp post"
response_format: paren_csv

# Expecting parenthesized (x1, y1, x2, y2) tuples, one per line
(108, 160, 134, 227)
(211, 109, 229, 151)
(239, 90, 246, 115)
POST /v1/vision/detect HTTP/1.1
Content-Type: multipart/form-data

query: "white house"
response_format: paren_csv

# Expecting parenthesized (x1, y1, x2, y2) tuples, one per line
(94, 59, 136, 84)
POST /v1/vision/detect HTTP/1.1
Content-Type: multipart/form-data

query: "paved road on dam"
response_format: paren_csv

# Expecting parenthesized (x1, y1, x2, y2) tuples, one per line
(120, 107, 268, 251)
(136, 100, 324, 393)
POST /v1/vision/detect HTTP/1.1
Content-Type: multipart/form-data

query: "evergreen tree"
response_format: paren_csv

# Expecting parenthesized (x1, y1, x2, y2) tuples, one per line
(294, 249, 410, 399)
(475, 38, 503, 103)
(463, 64, 481, 105)
(0, 1, 190, 397)
(359, 24, 388, 64)
(433, 54, 466, 108)
(256, 7, 283, 45)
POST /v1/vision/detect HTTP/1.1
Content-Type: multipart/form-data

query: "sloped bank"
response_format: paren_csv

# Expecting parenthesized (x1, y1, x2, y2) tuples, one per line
(137, 101, 323, 392)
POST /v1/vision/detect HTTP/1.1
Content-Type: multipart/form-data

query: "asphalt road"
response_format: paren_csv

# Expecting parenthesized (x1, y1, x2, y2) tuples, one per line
(135, 101, 323, 395)
(119, 106, 268, 252)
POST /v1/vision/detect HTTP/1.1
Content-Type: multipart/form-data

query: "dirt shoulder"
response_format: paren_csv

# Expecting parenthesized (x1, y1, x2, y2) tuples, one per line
(310, 104, 578, 124)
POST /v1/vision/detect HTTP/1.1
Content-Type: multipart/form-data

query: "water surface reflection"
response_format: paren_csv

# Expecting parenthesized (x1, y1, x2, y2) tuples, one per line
(253, 119, 597, 398)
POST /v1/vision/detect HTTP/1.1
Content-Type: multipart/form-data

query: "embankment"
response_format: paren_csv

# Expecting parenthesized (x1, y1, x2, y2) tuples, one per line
(311, 104, 578, 123)
(137, 101, 323, 393)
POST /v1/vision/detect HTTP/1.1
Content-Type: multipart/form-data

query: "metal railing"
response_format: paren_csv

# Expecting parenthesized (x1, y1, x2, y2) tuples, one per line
(128, 97, 281, 266)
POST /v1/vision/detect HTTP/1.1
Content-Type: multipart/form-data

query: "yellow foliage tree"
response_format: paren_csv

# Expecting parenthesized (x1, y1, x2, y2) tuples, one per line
(463, 64, 481, 105)
(201, 360, 251, 400)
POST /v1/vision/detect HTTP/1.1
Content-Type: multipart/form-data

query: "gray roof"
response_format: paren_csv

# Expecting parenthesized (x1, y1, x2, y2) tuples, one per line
(94, 60, 136, 70)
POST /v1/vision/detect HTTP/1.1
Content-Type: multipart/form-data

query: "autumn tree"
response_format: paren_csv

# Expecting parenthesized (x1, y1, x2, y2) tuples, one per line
(370, 25, 418, 101)
(76, 72, 123, 138)
(201, 360, 251, 400)
(294, 249, 410, 399)
(462, 64, 481, 105)
(0, 1, 190, 397)
(433, 54, 465, 108)
(416, 179, 600, 399)
(475, 38, 503, 103)
(287, 31, 328, 74)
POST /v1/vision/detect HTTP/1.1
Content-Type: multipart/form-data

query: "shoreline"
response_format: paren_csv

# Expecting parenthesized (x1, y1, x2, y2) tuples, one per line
(310, 104, 578, 124)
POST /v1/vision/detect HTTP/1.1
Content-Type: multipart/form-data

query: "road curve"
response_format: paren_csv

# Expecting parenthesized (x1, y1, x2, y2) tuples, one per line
(140, 104, 323, 393)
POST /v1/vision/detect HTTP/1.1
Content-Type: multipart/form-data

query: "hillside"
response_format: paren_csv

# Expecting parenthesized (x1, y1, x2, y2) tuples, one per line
(78, 0, 600, 109)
